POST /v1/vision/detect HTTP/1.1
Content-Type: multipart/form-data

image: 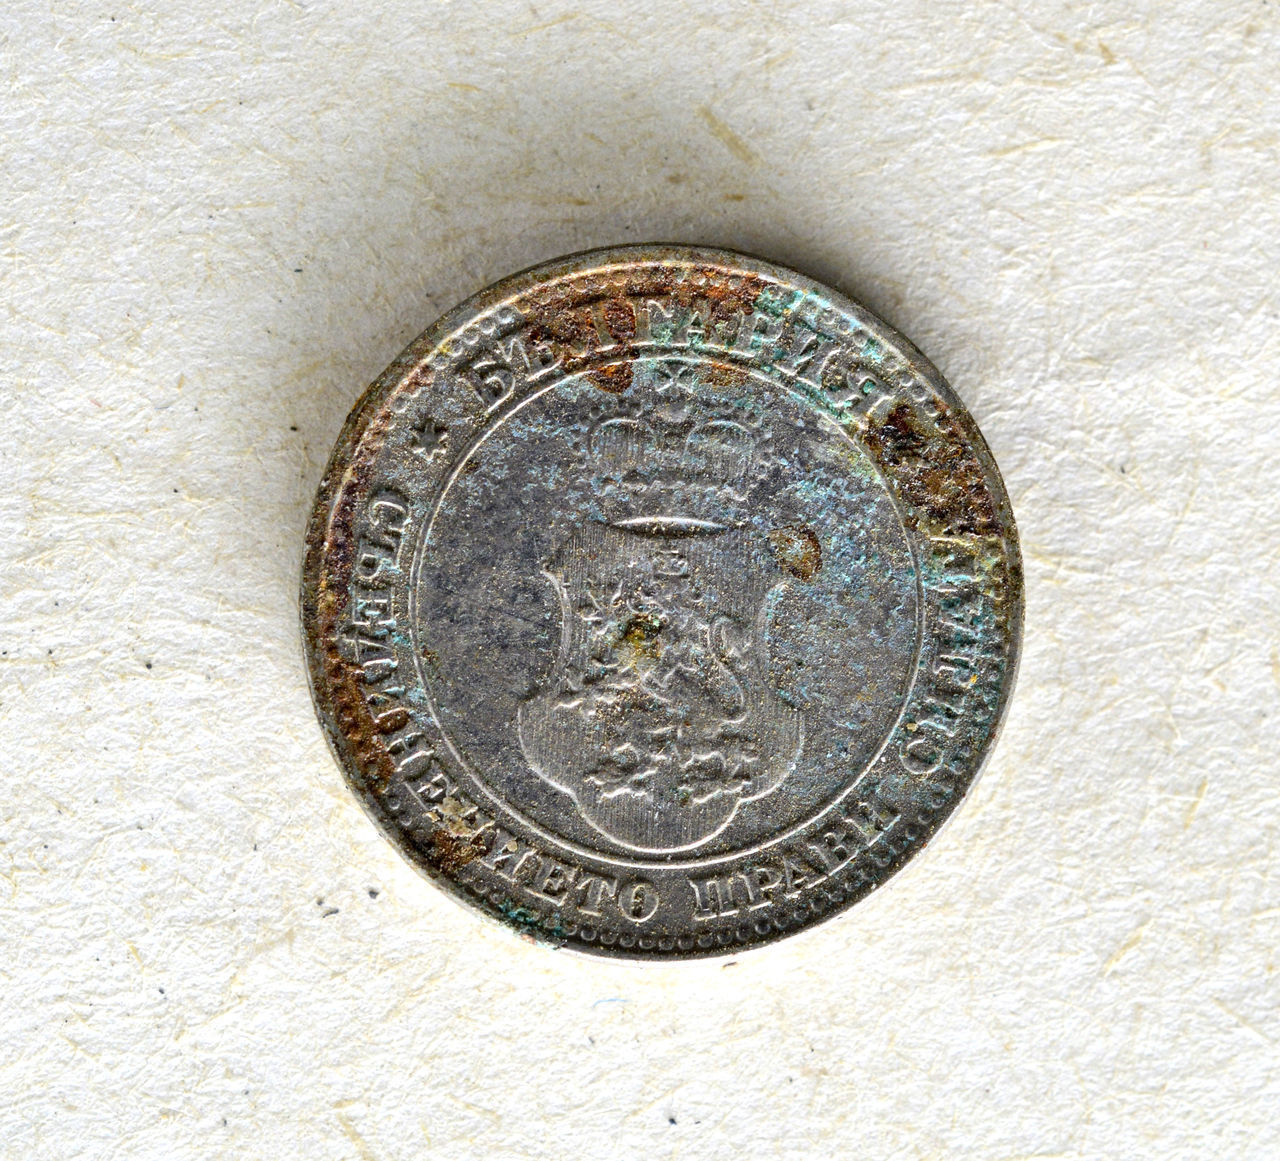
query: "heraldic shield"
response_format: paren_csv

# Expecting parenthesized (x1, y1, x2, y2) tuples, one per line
(517, 363, 804, 853)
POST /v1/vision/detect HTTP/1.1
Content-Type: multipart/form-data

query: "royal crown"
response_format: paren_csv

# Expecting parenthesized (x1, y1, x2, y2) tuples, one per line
(580, 361, 769, 536)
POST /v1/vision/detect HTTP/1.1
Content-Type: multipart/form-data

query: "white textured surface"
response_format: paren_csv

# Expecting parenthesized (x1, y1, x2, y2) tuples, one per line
(3, 3, 1279, 1157)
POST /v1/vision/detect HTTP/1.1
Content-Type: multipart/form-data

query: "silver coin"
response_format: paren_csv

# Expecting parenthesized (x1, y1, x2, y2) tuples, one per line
(301, 245, 1023, 959)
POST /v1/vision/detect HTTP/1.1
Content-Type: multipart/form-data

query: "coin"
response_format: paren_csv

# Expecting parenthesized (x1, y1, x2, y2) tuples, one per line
(301, 245, 1022, 959)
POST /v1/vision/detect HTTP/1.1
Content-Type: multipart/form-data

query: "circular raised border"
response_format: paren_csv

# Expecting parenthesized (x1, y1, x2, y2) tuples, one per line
(301, 244, 1024, 961)
(407, 353, 926, 869)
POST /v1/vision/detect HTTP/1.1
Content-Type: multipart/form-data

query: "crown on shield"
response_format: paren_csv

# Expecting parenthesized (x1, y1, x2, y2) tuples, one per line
(582, 364, 767, 536)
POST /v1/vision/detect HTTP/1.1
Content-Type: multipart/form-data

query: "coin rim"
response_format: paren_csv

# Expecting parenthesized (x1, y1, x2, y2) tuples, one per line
(300, 242, 1025, 961)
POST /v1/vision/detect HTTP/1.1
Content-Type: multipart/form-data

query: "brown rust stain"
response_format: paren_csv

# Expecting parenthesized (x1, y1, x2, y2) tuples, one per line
(870, 403, 928, 458)
(600, 295, 639, 342)
(697, 361, 750, 391)
(621, 612, 664, 660)
(372, 707, 410, 734)
(523, 288, 640, 357)
(587, 363, 632, 393)
(670, 267, 771, 328)
(767, 526, 822, 580)
(424, 828, 485, 874)
(521, 262, 773, 371)
(861, 403, 998, 537)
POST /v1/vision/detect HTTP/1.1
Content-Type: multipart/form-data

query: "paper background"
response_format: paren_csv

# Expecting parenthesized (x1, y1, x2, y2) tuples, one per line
(3, 2, 1278, 1157)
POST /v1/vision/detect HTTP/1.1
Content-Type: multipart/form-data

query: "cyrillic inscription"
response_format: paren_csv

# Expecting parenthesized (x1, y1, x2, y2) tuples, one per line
(689, 797, 900, 921)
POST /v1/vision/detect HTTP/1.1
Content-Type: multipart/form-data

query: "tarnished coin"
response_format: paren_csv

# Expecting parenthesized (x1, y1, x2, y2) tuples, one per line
(301, 245, 1022, 959)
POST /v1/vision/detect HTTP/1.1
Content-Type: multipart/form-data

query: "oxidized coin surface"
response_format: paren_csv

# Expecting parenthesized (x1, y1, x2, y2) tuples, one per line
(301, 245, 1022, 959)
